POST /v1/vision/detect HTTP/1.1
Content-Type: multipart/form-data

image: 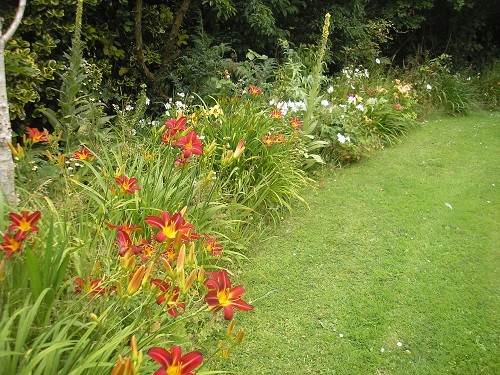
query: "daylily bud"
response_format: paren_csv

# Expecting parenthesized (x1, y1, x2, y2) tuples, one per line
(8, 143, 25, 159)
(0, 259, 5, 281)
(175, 244, 186, 273)
(235, 329, 245, 344)
(115, 281, 124, 297)
(233, 140, 246, 159)
(204, 140, 217, 156)
(162, 258, 174, 276)
(187, 242, 196, 264)
(197, 265, 205, 283)
(141, 262, 155, 288)
(120, 250, 136, 271)
(221, 149, 233, 166)
(89, 313, 100, 323)
(57, 153, 66, 166)
(183, 270, 197, 292)
(130, 335, 138, 361)
(226, 319, 235, 339)
(110, 355, 135, 375)
(127, 265, 146, 295)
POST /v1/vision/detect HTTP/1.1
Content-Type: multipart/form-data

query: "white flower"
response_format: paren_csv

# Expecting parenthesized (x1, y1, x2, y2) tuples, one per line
(125, 104, 134, 111)
(339, 333, 344, 338)
(380, 347, 385, 353)
(375, 58, 381, 64)
(367, 97, 377, 105)
(164, 102, 172, 110)
(337, 133, 350, 144)
(327, 86, 334, 94)
(426, 84, 432, 90)
(397, 341, 403, 347)
(177, 92, 185, 98)
(321, 99, 329, 107)
(130, 128, 137, 136)
(145, 97, 150, 106)
(356, 104, 365, 111)
(347, 95, 357, 105)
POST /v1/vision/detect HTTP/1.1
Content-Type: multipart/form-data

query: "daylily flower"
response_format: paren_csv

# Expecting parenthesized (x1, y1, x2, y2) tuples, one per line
(261, 134, 275, 147)
(1, 231, 28, 259)
(208, 104, 223, 118)
(289, 117, 303, 130)
(145, 211, 186, 242)
(151, 279, 186, 317)
(115, 231, 141, 256)
(72, 146, 95, 161)
(106, 222, 141, 235)
(205, 269, 253, 320)
(165, 117, 187, 135)
(394, 103, 403, 111)
(74, 276, 106, 297)
(8, 210, 41, 233)
(202, 234, 223, 256)
(148, 345, 203, 375)
(26, 127, 49, 143)
(248, 84, 263, 96)
(175, 131, 203, 158)
(270, 109, 283, 120)
(114, 175, 141, 194)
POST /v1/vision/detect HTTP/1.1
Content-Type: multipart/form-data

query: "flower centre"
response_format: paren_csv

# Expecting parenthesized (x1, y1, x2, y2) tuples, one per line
(162, 222, 177, 239)
(19, 220, 31, 232)
(217, 288, 231, 306)
(166, 363, 182, 375)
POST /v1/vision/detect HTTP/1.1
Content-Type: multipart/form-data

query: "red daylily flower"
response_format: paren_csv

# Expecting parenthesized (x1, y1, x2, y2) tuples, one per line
(74, 276, 106, 297)
(8, 210, 41, 233)
(115, 231, 141, 256)
(1, 231, 28, 259)
(174, 154, 192, 167)
(166, 117, 188, 134)
(202, 234, 223, 256)
(151, 279, 186, 317)
(290, 117, 303, 130)
(175, 131, 203, 158)
(270, 109, 283, 120)
(205, 269, 253, 320)
(26, 127, 49, 143)
(145, 211, 194, 242)
(114, 175, 141, 194)
(72, 146, 95, 160)
(148, 345, 203, 375)
(248, 84, 263, 96)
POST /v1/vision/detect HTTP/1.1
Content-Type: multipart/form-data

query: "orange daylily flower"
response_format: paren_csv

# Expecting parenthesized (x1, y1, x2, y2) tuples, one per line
(248, 84, 263, 96)
(148, 345, 203, 375)
(289, 117, 303, 130)
(74, 276, 106, 298)
(205, 269, 253, 320)
(202, 234, 223, 256)
(26, 127, 49, 143)
(72, 146, 95, 160)
(114, 175, 141, 194)
(8, 210, 41, 233)
(270, 108, 283, 120)
(1, 231, 28, 259)
(151, 278, 186, 317)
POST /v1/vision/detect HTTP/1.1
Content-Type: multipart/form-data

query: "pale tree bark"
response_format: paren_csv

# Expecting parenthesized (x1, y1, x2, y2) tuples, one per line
(0, 0, 26, 206)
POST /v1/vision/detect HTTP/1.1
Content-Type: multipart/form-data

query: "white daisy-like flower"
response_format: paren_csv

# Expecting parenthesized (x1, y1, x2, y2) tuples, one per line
(426, 84, 432, 90)
(327, 86, 334, 94)
(397, 341, 403, 347)
(125, 104, 134, 111)
(145, 97, 150, 105)
(321, 99, 329, 107)
(375, 58, 381, 64)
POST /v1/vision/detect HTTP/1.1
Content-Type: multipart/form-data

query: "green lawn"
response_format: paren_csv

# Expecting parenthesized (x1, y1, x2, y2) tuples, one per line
(221, 111, 499, 374)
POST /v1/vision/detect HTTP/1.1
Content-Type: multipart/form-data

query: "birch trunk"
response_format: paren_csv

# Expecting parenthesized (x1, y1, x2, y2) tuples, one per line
(0, 0, 27, 206)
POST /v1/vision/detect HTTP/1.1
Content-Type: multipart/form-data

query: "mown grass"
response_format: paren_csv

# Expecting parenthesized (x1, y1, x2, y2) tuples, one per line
(221, 111, 499, 374)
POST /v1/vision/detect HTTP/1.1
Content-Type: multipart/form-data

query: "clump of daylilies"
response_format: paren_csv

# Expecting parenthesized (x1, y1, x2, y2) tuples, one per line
(75, 207, 252, 373)
(1, 210, 41, 259)
(161, 117, 204, 166)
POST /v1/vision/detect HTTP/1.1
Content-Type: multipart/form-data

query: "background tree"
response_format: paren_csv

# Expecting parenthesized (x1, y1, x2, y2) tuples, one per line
(0, 0, 26, 206)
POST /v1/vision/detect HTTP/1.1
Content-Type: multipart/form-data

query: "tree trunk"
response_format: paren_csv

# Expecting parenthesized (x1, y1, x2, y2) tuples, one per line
(0, 0, 27, 206)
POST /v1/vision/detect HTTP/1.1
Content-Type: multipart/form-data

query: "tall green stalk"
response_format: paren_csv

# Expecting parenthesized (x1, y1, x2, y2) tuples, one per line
(302, 13, 331, 134)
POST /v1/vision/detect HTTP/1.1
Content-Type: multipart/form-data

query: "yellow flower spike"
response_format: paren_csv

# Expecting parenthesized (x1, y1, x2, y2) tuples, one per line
(127, 265, 146, 295)
(235, 329, 245, 344)
(130, 335, 138, 361)
(175, 244, 186, 273)
(226, 319, 235, 339)
(183, 270, 197, 292)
